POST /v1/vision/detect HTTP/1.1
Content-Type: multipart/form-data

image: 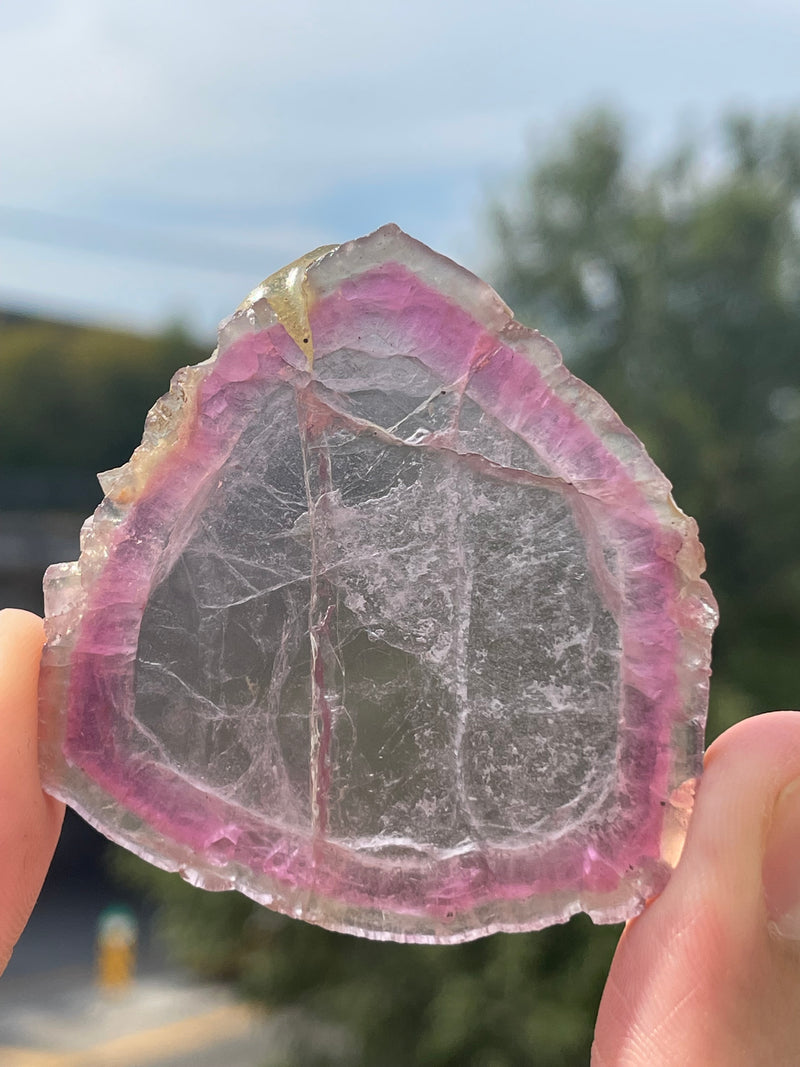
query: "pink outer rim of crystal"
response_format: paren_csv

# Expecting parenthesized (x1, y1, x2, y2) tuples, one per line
(41, 233, 715, 940)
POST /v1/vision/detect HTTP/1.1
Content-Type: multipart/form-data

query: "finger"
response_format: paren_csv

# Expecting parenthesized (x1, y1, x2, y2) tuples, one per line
(0, 608, 65, 974)
(593, 711, 800, 1067)
(0, 609, 48, 797)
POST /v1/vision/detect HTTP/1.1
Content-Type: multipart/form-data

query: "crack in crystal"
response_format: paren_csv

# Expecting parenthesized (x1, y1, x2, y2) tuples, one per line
(296, 387, 338, 841)
(292, 378, 625, 625)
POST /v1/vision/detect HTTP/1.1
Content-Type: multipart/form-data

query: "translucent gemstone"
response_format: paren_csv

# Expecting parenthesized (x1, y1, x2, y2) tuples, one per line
(39, 225, 718, 943)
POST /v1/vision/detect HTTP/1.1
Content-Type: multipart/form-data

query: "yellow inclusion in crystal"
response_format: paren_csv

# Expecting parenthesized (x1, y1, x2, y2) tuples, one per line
(243, 244, 337, 369)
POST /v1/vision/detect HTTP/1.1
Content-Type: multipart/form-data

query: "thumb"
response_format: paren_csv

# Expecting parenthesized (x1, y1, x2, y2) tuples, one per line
(0, 609, 65, 974)
(593, 711, 800, 1067)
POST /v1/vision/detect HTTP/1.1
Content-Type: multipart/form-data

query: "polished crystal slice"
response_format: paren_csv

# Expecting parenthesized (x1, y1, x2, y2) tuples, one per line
(39, 225, 718, 943)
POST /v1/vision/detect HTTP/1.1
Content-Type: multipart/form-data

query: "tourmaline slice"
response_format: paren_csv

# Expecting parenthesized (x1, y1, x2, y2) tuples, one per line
(39, 225, 718, 943)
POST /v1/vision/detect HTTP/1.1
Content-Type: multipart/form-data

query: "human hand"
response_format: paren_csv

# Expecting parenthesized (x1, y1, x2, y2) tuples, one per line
(0, 609, 65, 975)
(593, 711, 800, 1066)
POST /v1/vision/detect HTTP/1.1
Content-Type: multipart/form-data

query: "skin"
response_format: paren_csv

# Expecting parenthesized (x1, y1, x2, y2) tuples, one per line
(0, 609, 64, 974)
(1, 607, 798, 1064)
(593, 710, 800, 1065)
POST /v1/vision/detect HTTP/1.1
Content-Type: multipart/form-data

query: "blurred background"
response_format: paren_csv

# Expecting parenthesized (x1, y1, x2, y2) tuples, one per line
(1, 1, 799, 1064)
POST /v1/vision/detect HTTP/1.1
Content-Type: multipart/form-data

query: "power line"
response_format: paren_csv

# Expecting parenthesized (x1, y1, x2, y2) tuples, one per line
(0, 204, 276, 276)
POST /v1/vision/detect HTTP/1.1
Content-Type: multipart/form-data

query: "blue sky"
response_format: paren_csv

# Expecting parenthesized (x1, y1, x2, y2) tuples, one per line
(1, 0, 798, 339)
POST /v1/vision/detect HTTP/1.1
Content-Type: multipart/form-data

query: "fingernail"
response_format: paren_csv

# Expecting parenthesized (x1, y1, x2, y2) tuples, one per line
(763, 777, 800, 939)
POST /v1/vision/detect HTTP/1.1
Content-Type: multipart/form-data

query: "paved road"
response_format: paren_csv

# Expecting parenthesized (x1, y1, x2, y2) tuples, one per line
(1, 882, 350, 1067)
(1, 827, 285, 1067)
(0, 971, 281, 1067)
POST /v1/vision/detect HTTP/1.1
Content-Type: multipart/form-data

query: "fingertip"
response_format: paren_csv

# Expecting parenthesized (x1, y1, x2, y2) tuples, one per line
(704, 710, 800, 773)
(594, 712, 800, 1066)
(0, 607, 46, 793)
(0, 607, 45, 644)
(671, 713, 800, 908)
(0, 610, 63, 977)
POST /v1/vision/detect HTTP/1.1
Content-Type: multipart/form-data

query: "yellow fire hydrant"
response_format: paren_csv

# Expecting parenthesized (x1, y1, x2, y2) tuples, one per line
(96, 906, 138, 993)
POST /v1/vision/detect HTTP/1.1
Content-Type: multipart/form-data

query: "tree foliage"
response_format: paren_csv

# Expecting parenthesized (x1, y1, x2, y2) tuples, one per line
(0, 314, 204, 476)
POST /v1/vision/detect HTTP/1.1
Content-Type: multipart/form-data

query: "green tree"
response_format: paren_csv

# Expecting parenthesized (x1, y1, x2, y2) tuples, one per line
(117, 110, 800, 1066)
(0, 316, 205, 476)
